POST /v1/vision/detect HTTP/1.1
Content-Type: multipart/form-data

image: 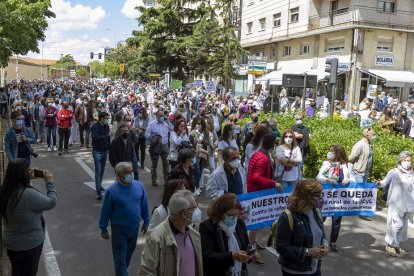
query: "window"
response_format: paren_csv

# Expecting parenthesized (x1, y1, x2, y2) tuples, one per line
(377, 37, 393, 52)
(259, 18, 266, 31)
(331, 0, 338, 12)
(254, 50, 265, 57)
(325, 38, 345, 52)
(378, 1, 395, 13)
(300, 44, 310, 55)
(247, 22, 253, 34)
(283, 46, 291, 56)
(271, 47, 276, 57)
(273, 13, 281, 27)
(290, 7, 299, 23)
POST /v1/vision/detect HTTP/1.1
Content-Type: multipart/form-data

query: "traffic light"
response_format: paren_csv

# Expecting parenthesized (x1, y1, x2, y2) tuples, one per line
(325, 58, 338, 84)
(98, 53, 102, 59)
(90, 52, 94, 59)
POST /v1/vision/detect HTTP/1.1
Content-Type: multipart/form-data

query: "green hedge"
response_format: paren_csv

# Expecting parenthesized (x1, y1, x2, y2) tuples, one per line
(240, 113, 414, 182)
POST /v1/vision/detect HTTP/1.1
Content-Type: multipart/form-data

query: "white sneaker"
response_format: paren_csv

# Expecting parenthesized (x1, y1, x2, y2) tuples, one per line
(194, 188, 201, 197)
(53, 146, 57, 151)
(48, 147, 51, 152)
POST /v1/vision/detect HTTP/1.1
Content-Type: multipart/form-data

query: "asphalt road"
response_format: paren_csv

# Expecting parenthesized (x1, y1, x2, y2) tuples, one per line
(28, 142, 414, 276)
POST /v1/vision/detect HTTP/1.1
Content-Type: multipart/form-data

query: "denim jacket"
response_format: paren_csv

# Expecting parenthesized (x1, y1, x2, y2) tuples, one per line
(4, 127, 35, 162)
(276, 207, 327, 272)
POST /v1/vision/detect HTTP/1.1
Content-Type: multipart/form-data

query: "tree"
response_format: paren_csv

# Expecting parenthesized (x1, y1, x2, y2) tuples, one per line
(76, 67, 87, 77)
(53, 54, 76, 70)
(0, 0, 55, 67)
(102, 60, 120, 79)
(105, 44, 141, 80)
(129, 0, 209, 81)
(88, 60, 103, 78)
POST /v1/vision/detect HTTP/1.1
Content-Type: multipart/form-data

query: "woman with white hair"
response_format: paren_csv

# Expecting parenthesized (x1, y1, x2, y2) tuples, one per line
(377, 150, 414, 257)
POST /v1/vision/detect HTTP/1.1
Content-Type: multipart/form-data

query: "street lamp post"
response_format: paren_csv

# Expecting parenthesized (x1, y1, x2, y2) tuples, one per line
(105, 28, 117, 48)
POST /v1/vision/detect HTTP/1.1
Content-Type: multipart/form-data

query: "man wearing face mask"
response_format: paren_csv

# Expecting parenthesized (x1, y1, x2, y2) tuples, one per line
(4, 111, 35, 165)
(207, 146, 246, 200)
(91, 112, 111, 200)
(291, 114, 311, 161)
(57, 100, 73, 155)
(349, 128, 376, 221)
(139, 190, 203, 276)
(109, 125, 139, 180)
(145, 109, 173, 186)
(99, 162, 150, 276)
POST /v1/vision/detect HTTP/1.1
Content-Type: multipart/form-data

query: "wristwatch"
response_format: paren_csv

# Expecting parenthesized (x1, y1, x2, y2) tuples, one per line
(305, 248, 310, 257)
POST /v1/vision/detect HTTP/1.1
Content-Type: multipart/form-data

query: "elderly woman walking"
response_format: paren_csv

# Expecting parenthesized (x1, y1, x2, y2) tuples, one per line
(377, 151, 414, 257)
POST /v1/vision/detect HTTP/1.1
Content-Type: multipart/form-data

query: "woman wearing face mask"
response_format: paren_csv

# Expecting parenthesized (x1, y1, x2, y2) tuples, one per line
(376, 151, 414, 257)
(316, 144, 354, 252)
(134, 107, 149, 169)
(217, 124, 239, 167)
(275, 130, 303, 187)
(244, 124, 269, 173)
(276, 179, 329, 276)
(168, 149, 197, 192)
(200, 193, 252, 276)
(148, 179, 188, 232)
(190, 118, 210, 196)
(168, 119, 190, 169)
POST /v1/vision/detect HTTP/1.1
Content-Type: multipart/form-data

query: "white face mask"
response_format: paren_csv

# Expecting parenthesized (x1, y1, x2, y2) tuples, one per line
(296, 120, 303, 125)
(401, 161, 412, 170)
(284, 137, 293, 145)
(228, 159, 240, 169)
(188, 207, 202, 223)
(327, 152, 334, 161)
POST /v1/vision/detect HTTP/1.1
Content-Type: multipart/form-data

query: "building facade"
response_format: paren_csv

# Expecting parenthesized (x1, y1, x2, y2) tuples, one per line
(240, 0, 414, 106)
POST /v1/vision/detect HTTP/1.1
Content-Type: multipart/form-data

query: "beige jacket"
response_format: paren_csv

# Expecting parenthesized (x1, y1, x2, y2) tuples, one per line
(139, 219, 203, 276)
(348, 138, 371, 175)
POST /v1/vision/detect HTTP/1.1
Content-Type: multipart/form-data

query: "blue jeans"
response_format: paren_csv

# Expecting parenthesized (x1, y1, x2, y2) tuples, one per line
(34, 120, 45, 142)
(45, 125, 57, 147)
(111, 224, 139, 276)
(93, 150, 107, 196)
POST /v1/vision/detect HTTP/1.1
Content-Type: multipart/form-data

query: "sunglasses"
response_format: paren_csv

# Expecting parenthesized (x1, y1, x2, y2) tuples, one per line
(284, 135, 293, 138)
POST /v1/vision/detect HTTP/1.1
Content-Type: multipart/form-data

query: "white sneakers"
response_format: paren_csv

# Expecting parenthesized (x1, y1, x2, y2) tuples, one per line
(48, 147, 51, 152)
(194, 188, 201, 197)
(53, 146, 57, 151)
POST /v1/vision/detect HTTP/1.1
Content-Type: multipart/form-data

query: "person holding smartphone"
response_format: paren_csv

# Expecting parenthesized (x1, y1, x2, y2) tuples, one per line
(200, 193, 252, 276)
(0, 159, 57, 276)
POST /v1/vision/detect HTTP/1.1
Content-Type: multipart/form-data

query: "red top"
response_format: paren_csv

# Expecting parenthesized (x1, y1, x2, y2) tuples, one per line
(247, 150, 275, 192)
(57, 108, 73, 129)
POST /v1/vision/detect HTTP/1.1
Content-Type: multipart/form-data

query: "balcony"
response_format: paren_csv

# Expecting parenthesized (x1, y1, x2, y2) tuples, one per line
(309, 5, 414, 32)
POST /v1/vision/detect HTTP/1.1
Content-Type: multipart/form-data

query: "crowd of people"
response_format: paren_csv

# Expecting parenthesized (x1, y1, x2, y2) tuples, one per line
(0, 79, 413, 276)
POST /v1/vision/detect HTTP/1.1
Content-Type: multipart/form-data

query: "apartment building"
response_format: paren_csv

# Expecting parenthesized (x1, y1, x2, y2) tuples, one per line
(240, 0, 414, 106)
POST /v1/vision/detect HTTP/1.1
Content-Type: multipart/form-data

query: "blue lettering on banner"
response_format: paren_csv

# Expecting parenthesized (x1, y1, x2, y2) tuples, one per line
(237, 183, 378, 231)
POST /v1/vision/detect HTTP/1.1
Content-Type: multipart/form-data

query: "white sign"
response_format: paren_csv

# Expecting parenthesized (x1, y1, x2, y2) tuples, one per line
(248, 56, 267, 61)
(375, 55, 394, 67)
(338, 63, 350, 71)
(237, 183, 377, 231)
(205, 81, 216, 92)
(193, 79, 203, 88)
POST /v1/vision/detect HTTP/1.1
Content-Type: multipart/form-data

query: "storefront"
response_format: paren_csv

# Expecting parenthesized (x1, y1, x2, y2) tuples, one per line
(359, 69, 414, 102)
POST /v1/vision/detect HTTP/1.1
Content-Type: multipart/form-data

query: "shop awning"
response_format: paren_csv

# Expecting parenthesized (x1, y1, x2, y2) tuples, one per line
(364, 69, 414, 88)
(255, 68, 327, 85)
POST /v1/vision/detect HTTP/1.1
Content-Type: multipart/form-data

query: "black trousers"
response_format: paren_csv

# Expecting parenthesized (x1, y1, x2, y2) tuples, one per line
(135, 137, 146, 165)
(8, 243, 43, 276)
(79, 122, 90, 146)
(58, 128, 70, 151)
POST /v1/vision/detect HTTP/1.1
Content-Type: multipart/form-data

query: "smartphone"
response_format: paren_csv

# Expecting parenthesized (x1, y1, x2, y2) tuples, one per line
(246, 248, 257, 255)
(34, 169, 44, 178)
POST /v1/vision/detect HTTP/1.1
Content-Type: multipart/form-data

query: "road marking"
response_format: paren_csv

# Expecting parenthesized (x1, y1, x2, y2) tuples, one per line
(265, 246, 279, 257)
(138, 162, 151, 173)
(74, 157, 95, 179)
(43, 229, 61, 276)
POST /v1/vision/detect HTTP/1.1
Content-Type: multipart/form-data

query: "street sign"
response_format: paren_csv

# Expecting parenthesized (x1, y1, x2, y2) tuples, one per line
(282, 74, 317, 88)
(119, 64, 125, 73)
(205, 80, 216, 92)
(70, 70, 76, 78)
(149, 73, 161, 77)
(170, 80, 183, 89)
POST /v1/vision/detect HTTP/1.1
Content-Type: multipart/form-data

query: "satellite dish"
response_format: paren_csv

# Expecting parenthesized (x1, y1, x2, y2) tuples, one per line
(263, 96, 279, 113)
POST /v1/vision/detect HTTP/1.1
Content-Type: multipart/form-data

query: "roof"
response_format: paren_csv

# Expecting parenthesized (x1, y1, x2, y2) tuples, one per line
(9, 56, 83, 66)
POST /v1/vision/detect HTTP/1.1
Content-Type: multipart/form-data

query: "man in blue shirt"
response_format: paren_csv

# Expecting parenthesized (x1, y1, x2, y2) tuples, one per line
(99, 162, 150, 276)
(90, 112, 110, 200)
(145, 109, 173, 186)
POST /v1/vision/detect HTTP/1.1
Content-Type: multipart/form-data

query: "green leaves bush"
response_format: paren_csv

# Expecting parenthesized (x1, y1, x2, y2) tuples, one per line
(241, 113, 414, 182)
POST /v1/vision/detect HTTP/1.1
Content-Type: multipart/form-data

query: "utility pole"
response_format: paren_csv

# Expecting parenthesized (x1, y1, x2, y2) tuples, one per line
(60, 54, 63, 80)
(325, 58, 338, 116)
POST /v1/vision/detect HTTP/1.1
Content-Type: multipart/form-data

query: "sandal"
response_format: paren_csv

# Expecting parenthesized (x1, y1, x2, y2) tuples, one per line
(386, 245, 398, 257)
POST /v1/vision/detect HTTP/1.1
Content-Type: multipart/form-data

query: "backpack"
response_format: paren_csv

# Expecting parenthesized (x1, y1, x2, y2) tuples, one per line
(269, 208, 323, 248)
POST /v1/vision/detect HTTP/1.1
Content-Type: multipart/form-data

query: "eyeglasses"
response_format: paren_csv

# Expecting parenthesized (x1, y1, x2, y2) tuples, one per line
(284, 135, 293, 138)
